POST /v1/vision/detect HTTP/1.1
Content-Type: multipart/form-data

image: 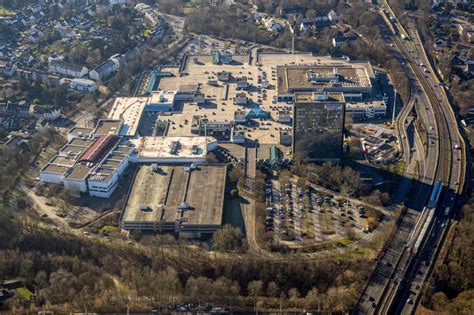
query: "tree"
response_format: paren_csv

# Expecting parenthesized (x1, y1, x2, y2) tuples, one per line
(306, 9, 316, 19)
(228, 165, 243, 183)
(296, 177, 307, 189)
(186, 276, 212, 303)
(156, 267, 182, 303)
(0, 207, 19, 248)
(210, 277, 240, 302)
(266, 281, 280, 297)
(248, 280, 263, 300)
(54, 85, 68, 107)
(288, 288, 300, 308)
(212, 225, 243, 251)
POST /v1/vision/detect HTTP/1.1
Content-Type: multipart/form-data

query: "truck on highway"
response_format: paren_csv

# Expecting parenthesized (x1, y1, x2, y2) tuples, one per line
(445, 207, 451, 216)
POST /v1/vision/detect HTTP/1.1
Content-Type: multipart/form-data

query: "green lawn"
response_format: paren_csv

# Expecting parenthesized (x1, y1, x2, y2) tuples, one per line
(15, 287, 35, 300)
(334, 246, 373, 260)
(0, 7, 15, 15)
(100, 225, 119, 235)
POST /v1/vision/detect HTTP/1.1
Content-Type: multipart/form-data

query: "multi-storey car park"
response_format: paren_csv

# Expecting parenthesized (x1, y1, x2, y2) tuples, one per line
(120, 164, 226, 238)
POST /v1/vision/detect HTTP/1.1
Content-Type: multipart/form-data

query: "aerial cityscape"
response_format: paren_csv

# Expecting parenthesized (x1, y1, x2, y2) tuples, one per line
(0, 0, 472, 313)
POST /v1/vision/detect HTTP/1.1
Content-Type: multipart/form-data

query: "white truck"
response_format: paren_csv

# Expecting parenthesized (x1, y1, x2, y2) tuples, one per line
(444, 207, 451, 216)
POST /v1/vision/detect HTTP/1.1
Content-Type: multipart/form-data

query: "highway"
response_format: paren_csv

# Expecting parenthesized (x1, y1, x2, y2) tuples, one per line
(387, 24, 465, 314)
(355, 6, 466, 315)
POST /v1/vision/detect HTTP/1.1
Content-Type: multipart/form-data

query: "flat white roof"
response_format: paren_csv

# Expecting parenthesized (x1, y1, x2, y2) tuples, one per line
(147, 91, 176, 106)
(108, 97, 148, 137)
(130, 136, 215, 159)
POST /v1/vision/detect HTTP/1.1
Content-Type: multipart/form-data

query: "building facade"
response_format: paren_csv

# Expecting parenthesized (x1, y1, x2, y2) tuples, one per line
(292, 92, 345, 162)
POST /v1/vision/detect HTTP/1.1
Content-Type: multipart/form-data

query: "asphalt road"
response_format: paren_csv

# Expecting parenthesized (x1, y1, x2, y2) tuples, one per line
(386, 25, 465, 314)
(355, 12, 447, 315)
(357, 9, 466, 315)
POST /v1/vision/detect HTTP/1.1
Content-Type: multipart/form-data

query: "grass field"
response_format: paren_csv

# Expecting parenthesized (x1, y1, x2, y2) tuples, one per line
(15, 287, 35, 300)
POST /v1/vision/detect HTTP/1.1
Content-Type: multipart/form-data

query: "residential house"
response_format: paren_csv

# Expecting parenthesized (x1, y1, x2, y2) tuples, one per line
(16, 101, 31, 117)
(332, 30, 358, 47)
(236, 77, 249, 89)
(144, 10, 160, 27)
(27, 25, 44, 43)
(70, 78, 98, 92)
(109, 0, 128, 4)
(49, 60, 89, 78)
(135, 3, 152, 14)
(0, 61, 17, 78)
(264, 18, 283, 33)
(467, 30, 474, 43)
(109, 53, 126, 69)
(235, 92, 248, 105)
(0, 102, 7, 116)
(33, 106, 61, 121)
(315, 11, 330, 25)
(0, 100, 30, 117)
(328, 9, 339, 22)
(299, 19, 315, 33)
(28, 4, 42, 13)
(54, 20, 76, 38)
(89, 59, 117, 81)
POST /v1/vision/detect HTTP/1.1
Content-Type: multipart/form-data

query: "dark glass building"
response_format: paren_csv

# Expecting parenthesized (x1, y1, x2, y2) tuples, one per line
(292, 92, 345, 162)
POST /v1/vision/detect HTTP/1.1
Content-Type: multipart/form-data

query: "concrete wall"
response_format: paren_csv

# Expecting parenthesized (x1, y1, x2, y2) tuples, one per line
(63, 178, 88, 192)
(39, 172, 64, 184)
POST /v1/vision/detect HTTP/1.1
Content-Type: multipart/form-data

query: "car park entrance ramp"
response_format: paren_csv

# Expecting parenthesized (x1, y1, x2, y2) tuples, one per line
(245, 147, 257, 180)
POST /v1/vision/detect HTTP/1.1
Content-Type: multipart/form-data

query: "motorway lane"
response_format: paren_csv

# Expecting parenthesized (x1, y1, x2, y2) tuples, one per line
(415, 92, 439, 185)
(408, 29, 463, 191)
(368, 10, 465, 314)
(386, 26, 465, 315)
(366, 37, 451, 315)
(356, 14, 442, 315)
(358, 7, 465, 315)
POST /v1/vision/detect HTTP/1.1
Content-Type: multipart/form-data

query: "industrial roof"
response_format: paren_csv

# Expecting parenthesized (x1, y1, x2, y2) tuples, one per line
(277, 62, 373, 95)
(246, 105, 270, 119)
(94, 119, 122, 136)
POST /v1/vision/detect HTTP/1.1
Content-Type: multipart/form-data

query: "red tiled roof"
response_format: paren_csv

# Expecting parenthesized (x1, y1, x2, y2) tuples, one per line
(79, 134, 118, 163)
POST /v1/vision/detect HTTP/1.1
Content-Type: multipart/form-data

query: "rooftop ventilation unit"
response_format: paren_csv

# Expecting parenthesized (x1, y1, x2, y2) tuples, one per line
(177, 202, 191, 210)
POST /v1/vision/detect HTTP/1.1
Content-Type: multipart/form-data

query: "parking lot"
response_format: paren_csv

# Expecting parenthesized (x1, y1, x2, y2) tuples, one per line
(264, 177, 371, 248)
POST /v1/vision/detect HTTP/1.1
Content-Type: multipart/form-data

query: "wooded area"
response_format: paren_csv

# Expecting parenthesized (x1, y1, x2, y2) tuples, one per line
(0, 218, 372, 312)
